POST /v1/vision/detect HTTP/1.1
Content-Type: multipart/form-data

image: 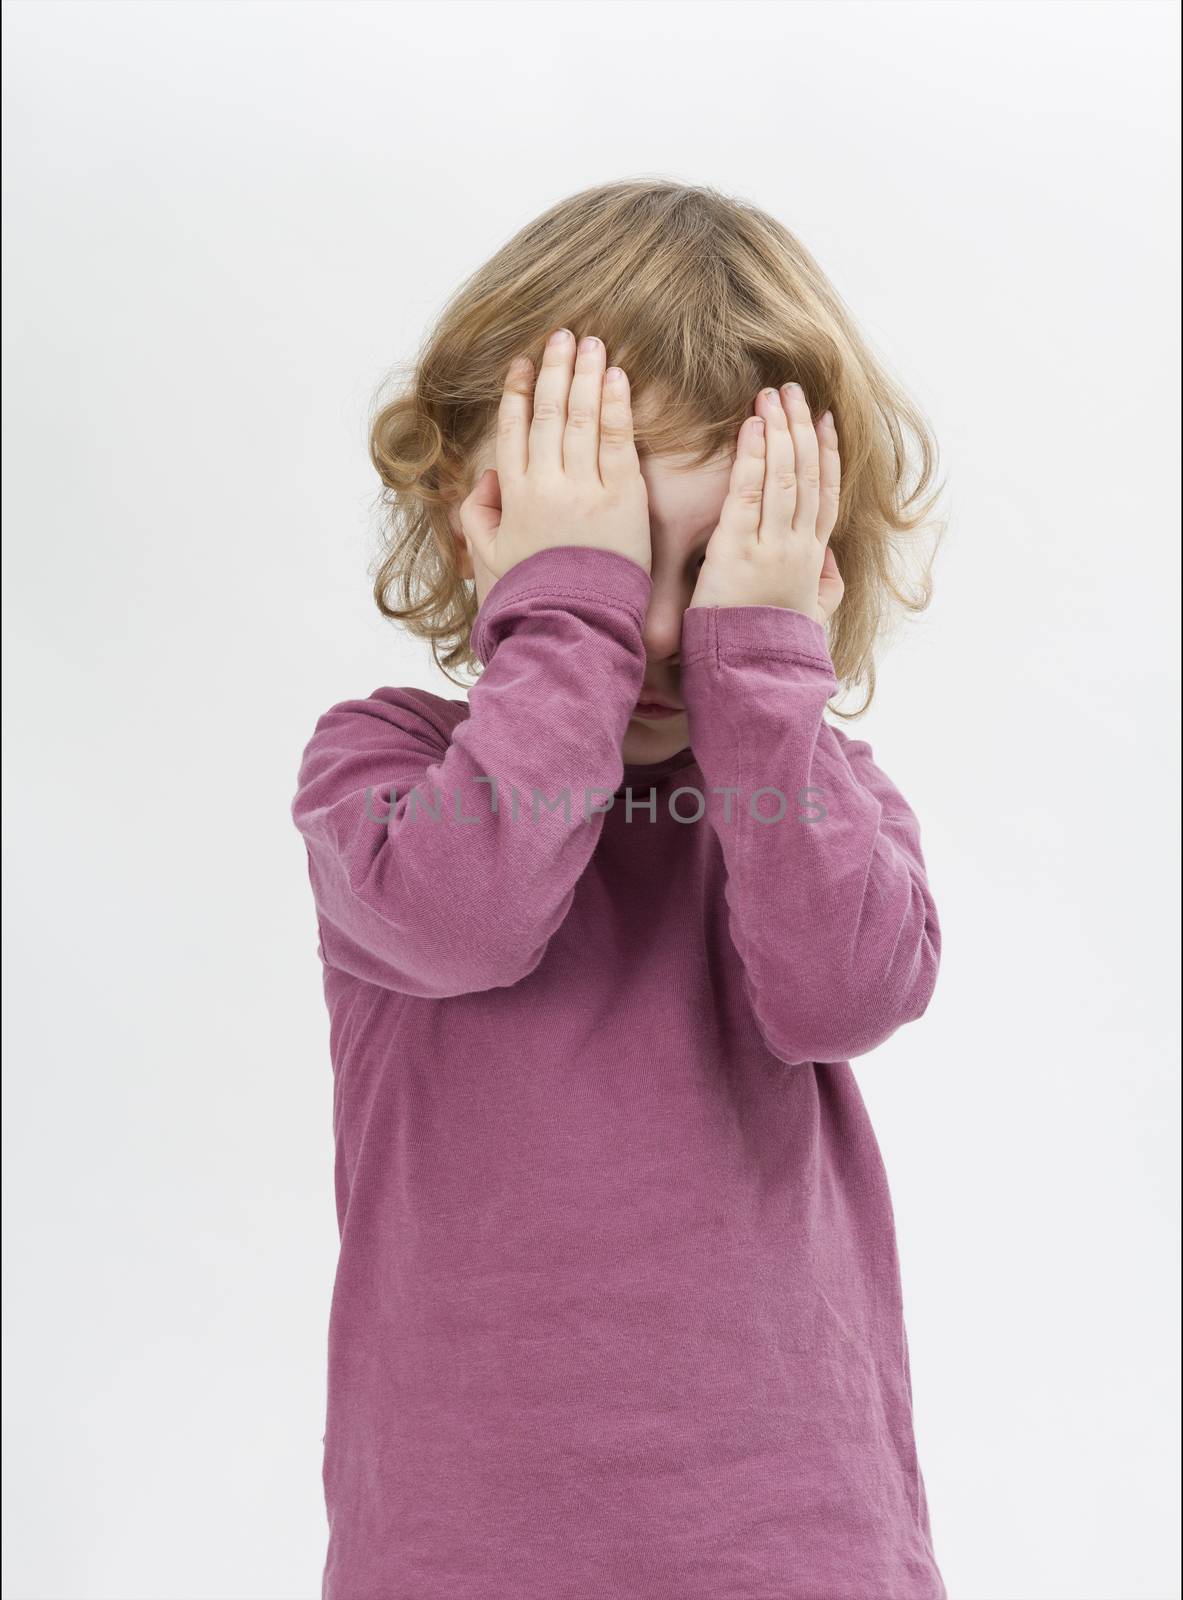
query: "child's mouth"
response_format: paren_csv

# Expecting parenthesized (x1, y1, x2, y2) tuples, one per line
(633, 701, 683, 721)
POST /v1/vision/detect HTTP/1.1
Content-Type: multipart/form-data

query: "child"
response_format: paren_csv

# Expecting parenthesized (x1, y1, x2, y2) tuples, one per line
(292, 179, 947, 1600)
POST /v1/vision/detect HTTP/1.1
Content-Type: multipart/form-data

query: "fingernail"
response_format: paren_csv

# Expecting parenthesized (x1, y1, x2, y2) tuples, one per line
(548, 328, 572, 347)
(578, 336, 601, 355)
(751, 417, 765, 434)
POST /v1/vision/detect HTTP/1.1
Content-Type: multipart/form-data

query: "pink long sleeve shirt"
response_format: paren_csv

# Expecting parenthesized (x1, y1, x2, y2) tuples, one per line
(292, 545, 946, 1600)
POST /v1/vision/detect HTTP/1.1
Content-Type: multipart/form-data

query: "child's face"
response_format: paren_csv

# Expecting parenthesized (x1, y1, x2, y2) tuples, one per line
(459, 429, 735, 765)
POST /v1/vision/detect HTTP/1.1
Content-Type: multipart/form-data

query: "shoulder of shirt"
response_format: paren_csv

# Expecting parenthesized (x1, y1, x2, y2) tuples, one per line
(301, 684, 471, 757)
(823, 718, 874, 761)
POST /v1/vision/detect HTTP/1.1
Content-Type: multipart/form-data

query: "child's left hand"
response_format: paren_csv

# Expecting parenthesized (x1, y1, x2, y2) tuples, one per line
(688, 384, 843, 626)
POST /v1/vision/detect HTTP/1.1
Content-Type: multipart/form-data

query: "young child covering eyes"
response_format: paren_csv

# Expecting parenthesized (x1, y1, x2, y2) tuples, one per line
(292, 177, 948, 1600)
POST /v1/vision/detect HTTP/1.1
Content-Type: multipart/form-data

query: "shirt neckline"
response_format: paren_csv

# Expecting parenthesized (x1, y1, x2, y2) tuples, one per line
(617, 745, 700, 791)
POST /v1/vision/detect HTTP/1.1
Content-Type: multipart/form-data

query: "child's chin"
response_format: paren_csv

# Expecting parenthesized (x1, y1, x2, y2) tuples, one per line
(621, 714, 688, 764)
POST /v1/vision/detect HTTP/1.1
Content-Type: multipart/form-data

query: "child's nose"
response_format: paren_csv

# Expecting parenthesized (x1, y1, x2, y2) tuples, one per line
(640, 573, 692, 664)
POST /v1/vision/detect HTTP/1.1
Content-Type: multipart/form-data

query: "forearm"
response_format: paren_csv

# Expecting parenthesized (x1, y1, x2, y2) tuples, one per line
(681, 602, 941, 1064)
(294, 547, 652, 997)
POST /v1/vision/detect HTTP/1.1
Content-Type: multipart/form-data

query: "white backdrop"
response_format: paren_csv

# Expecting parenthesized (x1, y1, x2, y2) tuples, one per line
(2, 3, 1179, 1598)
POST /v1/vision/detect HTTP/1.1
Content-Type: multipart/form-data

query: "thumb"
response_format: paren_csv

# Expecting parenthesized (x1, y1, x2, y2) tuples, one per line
(459, 468, 501, 558)
(817, 543, 845, 624)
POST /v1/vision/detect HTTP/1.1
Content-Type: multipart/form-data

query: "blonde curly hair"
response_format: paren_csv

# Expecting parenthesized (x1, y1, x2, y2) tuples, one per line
(367, 178, 947, 718)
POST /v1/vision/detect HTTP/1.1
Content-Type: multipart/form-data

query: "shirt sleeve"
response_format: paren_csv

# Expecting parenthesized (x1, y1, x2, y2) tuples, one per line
(679, 602, 941, 1065)
(291, 546, 651, 998)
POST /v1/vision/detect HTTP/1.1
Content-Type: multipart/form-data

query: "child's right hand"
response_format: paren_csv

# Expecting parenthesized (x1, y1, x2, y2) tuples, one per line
(458, 329, 652, 583)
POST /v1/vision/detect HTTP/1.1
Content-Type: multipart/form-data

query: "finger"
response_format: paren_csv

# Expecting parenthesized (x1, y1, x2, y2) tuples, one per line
(815, 410, 841, 548)
(495, 357, 534, 487)
(780, 383, 820, 536)
(598, 365, 642, 489)
(714, 415, 766, 542)
(529, 327, 575, 473)
(755, 387, 796, 545)
(564, 336, 605, 480)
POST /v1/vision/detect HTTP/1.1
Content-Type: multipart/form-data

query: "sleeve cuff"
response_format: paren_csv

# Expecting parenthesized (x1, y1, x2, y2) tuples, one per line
(679, 603, 837, 676)
(471, 546, 653, 667)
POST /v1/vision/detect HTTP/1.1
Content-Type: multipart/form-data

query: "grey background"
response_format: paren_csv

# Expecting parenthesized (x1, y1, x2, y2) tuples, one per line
(3, 2, 1179, 1596)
